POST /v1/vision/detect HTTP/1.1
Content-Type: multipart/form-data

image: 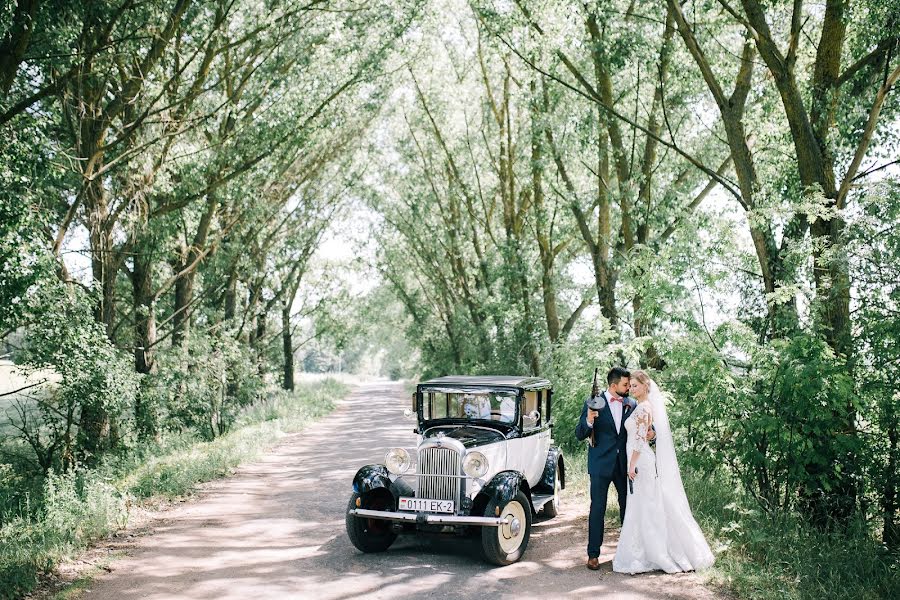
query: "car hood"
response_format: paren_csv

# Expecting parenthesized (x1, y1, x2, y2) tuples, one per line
(423, 425, 505, 448)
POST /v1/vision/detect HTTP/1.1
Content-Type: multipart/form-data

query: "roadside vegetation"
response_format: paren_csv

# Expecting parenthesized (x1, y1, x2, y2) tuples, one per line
(0, 378, 344, 599)
(564, 463, 898, 600)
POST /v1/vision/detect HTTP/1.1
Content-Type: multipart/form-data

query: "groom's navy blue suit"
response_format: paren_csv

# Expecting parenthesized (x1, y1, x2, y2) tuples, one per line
(575, 391, 636, 559)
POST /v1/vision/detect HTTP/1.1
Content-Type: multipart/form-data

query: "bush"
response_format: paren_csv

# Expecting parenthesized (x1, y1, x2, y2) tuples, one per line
(545, 329, 641, 453)
(139, 332, 264, 440)
(0, 469, 128, 600)
(660, 330, 860, 522)
(12, 285, 139, 469)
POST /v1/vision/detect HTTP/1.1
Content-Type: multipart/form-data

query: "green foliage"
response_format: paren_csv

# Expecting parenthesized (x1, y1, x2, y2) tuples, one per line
(544, 327, 631, 453)
(661, 331, 859, 518)
(850, 180, 900, 547)
(0, 198, 50, 333)
(13, 286, 139, 469)
(0, 469, 129, 600)
(680, 470, 899, 600)
(140, 332, 263, 441)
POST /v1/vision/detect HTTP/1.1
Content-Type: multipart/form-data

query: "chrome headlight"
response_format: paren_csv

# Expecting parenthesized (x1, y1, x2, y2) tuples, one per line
(384, 448, 411, 474)
(462, 450, 489, 479)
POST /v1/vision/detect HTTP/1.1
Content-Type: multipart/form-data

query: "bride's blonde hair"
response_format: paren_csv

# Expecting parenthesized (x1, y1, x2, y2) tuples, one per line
(630, 370, 651, 386)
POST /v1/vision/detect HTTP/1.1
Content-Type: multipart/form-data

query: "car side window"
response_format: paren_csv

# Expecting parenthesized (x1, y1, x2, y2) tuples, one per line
(522, 391, 540, 429)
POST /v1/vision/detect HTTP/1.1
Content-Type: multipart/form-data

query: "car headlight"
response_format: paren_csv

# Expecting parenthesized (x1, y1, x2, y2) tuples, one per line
(384, 448, 411, 474)
(463, 451, 489, 479)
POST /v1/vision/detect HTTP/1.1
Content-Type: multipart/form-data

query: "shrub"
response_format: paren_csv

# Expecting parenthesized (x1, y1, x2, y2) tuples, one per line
(0, 469, 128, 599)
(11, 286, 139, 469)
(140, 332, 264, 440)
(545, 329, 642, 453)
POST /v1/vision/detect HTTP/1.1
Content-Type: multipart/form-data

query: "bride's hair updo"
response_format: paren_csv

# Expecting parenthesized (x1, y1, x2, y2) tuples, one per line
(630, 370, 651, 386)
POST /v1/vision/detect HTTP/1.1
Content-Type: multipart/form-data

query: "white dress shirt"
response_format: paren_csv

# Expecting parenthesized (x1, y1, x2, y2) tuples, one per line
(607, 391, 623, 433)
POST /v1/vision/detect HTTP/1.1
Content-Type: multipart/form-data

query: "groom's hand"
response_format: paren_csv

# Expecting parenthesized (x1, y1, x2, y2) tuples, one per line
(586, 408, 598, 426)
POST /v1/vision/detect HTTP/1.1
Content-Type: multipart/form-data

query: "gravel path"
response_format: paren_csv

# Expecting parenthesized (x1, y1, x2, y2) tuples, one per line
(75, 381, 724, 599)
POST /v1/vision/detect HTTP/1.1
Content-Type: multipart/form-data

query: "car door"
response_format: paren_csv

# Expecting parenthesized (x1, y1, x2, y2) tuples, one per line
(519, 390, 551, 487)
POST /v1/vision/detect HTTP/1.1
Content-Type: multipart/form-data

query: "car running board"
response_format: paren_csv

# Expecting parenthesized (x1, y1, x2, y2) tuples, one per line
(530, 493, 554, 511)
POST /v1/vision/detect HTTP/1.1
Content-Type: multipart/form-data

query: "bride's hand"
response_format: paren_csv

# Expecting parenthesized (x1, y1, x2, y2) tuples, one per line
(628, 466, 637, 481)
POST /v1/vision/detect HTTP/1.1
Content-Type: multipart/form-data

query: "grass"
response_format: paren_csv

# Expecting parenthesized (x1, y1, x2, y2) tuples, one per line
(564, 460, 899, 600)
(685, 471, 899, 600)
(0, 378, 347, 600)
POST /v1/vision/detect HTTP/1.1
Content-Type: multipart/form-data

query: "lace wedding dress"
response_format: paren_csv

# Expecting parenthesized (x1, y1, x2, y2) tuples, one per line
(612, 383, 715, 574)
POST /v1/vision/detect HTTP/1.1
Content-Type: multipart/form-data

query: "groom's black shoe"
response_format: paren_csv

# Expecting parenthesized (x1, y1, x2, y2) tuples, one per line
(586, 557, 600, 570)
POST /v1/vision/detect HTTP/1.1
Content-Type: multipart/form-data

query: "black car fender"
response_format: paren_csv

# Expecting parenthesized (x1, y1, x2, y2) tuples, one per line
(352, 464, 392, 495)
(535, 446, 565, 494)
(351, 465, 414, 505)
(474, 470, 532, 515)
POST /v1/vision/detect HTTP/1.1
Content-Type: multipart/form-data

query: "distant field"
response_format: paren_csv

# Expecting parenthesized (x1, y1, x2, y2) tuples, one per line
(0, 360, 59, 436)
(294, 371, 387, 385)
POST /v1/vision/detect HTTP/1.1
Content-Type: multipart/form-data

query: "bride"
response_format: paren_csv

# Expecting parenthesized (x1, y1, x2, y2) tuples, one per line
(612, 370, 715, 574)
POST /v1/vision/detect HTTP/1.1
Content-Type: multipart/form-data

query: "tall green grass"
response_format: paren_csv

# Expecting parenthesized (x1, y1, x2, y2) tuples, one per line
(683, 470, 899, 600)
(563, 464, 897, 599)
(0, 379, 346, 599)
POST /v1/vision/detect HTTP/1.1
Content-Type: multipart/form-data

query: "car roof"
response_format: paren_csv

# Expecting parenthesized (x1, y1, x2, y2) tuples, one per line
(419, 375, 551, 390)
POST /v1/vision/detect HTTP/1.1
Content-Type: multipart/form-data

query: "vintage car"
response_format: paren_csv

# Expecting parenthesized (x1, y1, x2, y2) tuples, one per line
(345, 375, 565, 565)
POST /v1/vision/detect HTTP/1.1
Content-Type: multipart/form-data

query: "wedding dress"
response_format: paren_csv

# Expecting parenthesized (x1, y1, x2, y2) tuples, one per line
(612, 381, 715, 574)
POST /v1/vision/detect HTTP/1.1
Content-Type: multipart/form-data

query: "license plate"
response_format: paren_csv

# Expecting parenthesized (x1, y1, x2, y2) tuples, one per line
(398, 497, 455, 513)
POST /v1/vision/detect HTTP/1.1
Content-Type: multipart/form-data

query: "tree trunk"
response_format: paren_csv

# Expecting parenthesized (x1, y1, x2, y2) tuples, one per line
(254, 310, 267, 377)
(131, 244, 159, 438)
(885, 402, 899, 549)
(531, 79, 561, 344)
(171, 248, 193, 347)
(224, 269, 238, 321)
(282, 302, 294, 391)
(132, 251, 156, 375)
(0, 0, 39, 97)
(172, 193, 219, 345)
(78, 82, 115, 457)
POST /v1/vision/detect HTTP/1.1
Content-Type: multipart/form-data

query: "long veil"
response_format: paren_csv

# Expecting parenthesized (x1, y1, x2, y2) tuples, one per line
(647, 380, 715, 568)
(648, 381, 691, 513)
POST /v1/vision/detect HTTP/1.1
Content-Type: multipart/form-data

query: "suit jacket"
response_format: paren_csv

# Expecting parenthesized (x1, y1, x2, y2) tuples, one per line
(574, 391, 636, 477)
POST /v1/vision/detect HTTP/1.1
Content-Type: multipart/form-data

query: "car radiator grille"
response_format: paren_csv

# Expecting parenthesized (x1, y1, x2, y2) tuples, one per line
(417, 447, 461, 502)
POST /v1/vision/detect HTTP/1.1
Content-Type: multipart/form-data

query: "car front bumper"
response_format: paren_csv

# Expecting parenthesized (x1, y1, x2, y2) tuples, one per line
(348, 508, 509, 527)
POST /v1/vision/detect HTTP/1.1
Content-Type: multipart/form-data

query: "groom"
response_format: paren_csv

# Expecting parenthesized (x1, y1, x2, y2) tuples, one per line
(575, 366, 635, 570)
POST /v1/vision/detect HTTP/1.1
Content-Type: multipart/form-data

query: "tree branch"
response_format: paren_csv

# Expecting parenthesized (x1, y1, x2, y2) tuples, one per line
(837, 62, 900, 208)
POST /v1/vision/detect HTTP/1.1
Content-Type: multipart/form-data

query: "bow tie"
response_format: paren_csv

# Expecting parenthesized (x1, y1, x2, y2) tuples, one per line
(609, 396, 623, 403)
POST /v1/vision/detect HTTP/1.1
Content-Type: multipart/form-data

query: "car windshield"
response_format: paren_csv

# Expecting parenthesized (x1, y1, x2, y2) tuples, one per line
(420, 388, 518, 424)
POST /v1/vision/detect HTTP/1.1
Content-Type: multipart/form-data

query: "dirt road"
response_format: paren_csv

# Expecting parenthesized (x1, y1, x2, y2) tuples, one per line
(77, 382, 722, 599)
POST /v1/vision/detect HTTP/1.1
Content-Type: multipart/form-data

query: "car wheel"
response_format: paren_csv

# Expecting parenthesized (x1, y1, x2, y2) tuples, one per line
(346, 492, 397, 553)
(542, 463, 562, 518)
(480, 490, 532, 565)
